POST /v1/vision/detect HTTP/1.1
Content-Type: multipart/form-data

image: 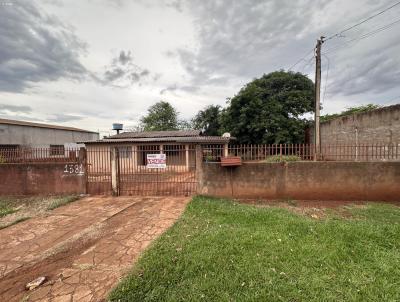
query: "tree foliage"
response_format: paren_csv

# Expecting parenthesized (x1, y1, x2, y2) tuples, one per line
(192, 105, 222, 136)
(140, 101, 180, 131)
(221, 71, 314, 144)
(320, 104, 380, 122)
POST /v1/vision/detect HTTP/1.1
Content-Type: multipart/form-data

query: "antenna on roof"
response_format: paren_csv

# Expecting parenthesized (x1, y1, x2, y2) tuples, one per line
(112, 123, 123, 134)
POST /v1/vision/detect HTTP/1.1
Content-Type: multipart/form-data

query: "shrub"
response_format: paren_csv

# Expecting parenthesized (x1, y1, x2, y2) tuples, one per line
(264, 155, 301, 163)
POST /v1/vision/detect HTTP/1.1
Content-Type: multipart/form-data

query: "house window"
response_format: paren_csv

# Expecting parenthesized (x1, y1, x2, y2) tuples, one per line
(118, 146, 132, 159)
(50, 145, 65, 156)
(137, 145, 160, 165)
(164, 145, 183, 156)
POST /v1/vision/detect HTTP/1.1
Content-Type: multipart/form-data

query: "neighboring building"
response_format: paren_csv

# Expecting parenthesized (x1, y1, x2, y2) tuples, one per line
(0, 118, 99, 152)
(307, 104, 400, 145)
(83, 130, 233, 172)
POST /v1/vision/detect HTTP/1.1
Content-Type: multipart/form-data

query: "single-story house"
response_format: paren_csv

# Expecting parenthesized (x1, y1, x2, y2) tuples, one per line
(82, 130, 233, 172)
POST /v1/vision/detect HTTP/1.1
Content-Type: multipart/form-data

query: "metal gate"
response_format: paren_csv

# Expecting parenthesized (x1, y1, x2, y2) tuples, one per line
(86, 145, 197, 196)
(86, 147, 113, 195)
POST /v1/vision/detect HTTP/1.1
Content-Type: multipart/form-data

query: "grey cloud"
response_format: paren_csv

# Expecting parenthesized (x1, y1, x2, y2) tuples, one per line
(165, 0, 332, 90)
(117, 50, 133, 65)
(0, 103, 32, 114)
(46, 113, 84, 123)
(102, 50, 151, 87)
(0, 1, 87, 92)
(165, 0, 400, 98)
(328, 48, 400, 96)
(166, 0, 183, 12)
(160, 84, 199, 95)
(104, 67, 125, 82)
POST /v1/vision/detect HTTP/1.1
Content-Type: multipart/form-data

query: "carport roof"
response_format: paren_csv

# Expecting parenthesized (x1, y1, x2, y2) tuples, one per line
(82, 129, 233, 144)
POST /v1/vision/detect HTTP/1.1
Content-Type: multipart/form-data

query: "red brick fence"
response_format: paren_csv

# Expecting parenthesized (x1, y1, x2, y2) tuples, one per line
(0, 162, 86, 195)
(0, 145, 399, 200)
(198, 161, 400, 201)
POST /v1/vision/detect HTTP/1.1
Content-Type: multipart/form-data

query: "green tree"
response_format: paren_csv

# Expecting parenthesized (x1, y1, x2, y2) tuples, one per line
(320, 104, 380, 122)
(221, 71, 314, 144)
(192, 105, 222, 136)
(141, 101, 179, 131)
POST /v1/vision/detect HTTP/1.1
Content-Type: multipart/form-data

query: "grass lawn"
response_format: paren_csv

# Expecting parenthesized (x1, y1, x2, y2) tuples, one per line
(109, 196, 400, 302)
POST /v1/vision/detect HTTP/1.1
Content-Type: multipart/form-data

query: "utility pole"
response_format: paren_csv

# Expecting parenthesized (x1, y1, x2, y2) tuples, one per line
(314, 36, 324, 161)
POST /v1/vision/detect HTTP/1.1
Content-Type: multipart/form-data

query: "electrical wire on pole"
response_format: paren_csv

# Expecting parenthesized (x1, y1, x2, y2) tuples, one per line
(323, 17, 400, 55)
(325, 0, 400, 41)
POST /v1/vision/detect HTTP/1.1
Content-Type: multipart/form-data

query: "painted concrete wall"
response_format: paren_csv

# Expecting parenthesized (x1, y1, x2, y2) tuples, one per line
(307, 104, 400, 145)
(0, 163, 86, 195)
(0, 124, 99, 147)
(199, 162, 400, 201)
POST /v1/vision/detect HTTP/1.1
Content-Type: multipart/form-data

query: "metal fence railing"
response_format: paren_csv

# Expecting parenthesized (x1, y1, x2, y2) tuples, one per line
(0, 147, 81, 163)
(202, 143, 400, 162)
(1, 144, 399, 164)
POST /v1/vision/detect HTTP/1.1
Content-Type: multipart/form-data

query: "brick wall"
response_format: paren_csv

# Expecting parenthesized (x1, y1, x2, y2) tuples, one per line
(199, 162, 400, 201)
(0, 163, 86, 195)
(307, 104, 400, 145)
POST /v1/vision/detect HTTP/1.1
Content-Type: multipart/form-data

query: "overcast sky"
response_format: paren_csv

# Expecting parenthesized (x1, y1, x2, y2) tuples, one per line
(0, 0, 399, 136)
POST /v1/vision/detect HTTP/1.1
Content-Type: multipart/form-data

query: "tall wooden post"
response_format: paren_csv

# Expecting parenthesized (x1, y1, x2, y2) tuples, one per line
(314, 37, 324, 161)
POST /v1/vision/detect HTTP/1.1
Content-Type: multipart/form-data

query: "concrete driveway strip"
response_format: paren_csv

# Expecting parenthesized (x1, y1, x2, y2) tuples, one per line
(0, 196, 190, 302)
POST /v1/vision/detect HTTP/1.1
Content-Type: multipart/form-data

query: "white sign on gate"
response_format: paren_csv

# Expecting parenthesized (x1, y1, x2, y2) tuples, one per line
(146, 153, 167, 168)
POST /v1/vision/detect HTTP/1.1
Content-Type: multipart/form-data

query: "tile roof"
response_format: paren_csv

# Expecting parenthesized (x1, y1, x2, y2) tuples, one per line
(107, 130, 202, 139)
(82, 135, 232, 144)
(0, 118, 98, 133)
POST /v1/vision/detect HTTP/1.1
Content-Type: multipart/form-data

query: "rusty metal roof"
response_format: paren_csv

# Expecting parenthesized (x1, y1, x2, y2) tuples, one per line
(107, 130, 202, 139)
(0, 118, 98, 134)
(82, 135, 232, 144)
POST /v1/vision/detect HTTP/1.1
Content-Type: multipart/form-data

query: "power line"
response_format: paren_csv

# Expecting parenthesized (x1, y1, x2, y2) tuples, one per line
(299, 56, 315, 73)
(287, 48, 314, 71)
(325, 0, 400, 41)
(323, 17, 400, 55)
(287, 2, 400, 74)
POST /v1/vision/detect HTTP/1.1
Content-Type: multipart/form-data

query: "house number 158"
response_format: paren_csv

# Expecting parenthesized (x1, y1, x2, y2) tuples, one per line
(64, 164, 84, 174)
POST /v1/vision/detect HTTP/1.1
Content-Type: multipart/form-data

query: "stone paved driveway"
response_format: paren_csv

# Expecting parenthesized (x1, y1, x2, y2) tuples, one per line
(0, 196, 190, 302)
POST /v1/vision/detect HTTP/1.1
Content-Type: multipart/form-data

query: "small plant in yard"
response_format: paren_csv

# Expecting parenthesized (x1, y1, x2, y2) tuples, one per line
(109, 196, 400, 301)
(0, 201, 17, 218)
(265, 155, 301, 163)
(46, 195, 81, 210)
(0, 154, 5, 164)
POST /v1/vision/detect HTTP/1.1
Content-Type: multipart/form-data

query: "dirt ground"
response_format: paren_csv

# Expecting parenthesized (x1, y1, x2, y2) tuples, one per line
(0, 196, 190, 302)
(239, 199, 400, 219)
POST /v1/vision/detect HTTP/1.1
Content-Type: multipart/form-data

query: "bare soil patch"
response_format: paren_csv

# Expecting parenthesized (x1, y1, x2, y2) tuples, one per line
(237, 199, 400, 219)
